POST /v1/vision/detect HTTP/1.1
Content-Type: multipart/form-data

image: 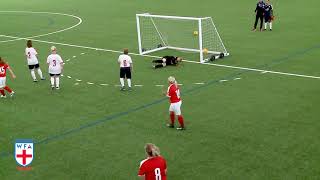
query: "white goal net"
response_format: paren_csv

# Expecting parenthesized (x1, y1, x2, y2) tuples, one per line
(136, 13, 229, 63)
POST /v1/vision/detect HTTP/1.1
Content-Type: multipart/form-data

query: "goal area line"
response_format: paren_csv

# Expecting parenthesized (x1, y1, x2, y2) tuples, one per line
(1, 34, 320, 80)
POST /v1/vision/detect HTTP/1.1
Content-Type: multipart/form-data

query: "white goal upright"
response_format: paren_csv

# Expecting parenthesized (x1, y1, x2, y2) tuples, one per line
(136, 13, 229, 63)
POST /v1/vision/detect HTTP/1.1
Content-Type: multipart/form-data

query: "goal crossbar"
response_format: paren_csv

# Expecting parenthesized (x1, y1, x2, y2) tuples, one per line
(136, 13, 210, 21)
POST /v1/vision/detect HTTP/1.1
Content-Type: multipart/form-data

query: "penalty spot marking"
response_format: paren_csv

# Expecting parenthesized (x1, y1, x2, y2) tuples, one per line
(1, 34, 320, 80)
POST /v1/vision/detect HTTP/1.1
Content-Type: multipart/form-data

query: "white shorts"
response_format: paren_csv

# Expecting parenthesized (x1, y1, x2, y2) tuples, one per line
(0, 77, 6, 88)
(169, 101, 182, 115)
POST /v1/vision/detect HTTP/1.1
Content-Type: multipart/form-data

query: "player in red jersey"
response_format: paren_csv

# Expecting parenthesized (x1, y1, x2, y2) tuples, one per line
(0, 57, 16, 98)
(138, 143, 167, 180)
(166, 76, 185, 130)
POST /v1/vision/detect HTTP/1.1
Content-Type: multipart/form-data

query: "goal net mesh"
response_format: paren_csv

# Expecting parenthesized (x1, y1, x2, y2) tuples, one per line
(137, 14, 228, 62)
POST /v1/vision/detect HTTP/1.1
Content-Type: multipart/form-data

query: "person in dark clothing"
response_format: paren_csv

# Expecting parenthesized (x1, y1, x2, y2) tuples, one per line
(253, 0, 265, 31)
(264, 0, 273, 31)
(152, 56, 183, 69)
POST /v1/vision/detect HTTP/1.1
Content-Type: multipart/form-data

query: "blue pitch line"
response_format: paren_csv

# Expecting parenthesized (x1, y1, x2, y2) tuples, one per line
(1, 43, 320, 159)
(254, 43, 320, 69)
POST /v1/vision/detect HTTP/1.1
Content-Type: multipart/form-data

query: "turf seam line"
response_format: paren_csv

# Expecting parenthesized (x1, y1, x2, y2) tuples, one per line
(0, 43, 319, 158)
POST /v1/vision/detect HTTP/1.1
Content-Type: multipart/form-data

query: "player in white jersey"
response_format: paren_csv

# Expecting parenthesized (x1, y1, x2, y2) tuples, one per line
(118, 48, 133, 91)
(25, 40, 44, 82)
(47, 46, 64, 90)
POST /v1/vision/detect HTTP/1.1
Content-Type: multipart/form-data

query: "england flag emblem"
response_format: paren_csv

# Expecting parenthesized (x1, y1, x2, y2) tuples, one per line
(15, 139, 34, 167)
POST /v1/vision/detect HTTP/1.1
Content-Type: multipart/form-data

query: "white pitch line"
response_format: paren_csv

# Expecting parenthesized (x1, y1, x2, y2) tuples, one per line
(177, 84, 183, 86)
(219, 80, 228, 82)
(1, 34, 319, 80)
(234, 78, 241, 80)
(80, 53, 85, 55)
(87, 82, 94, 85)
(67, 76, 72, 79)
(134, 84, 143, 87)
(100, 83, 109, 86)
(155, 85, 164, 87)
(0, 11, 82, 43)
(194, 82, 205, 85)
(75, 79, 82, 82)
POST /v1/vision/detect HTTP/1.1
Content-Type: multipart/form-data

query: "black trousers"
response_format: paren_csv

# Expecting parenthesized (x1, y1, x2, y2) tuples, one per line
(254, 14, 264, 30)
(152, 60, 163, 63)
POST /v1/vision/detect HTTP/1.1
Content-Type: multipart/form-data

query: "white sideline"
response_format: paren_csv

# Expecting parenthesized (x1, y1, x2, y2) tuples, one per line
(1, 34, 320, 80)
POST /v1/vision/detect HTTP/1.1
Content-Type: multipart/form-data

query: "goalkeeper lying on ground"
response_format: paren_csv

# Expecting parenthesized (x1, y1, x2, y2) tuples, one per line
(152, 56, 183, 69)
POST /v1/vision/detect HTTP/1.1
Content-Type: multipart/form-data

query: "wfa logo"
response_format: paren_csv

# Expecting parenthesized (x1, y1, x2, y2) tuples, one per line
(15, 139, 34, 167)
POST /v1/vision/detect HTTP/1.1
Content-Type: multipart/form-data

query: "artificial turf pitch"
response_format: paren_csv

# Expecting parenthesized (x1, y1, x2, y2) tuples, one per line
(1, 0, 320, 179)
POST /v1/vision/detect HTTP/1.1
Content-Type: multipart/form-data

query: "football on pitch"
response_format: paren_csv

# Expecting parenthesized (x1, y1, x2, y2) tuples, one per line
(193, 31, 198, 36)
(203, 48, 208, 54)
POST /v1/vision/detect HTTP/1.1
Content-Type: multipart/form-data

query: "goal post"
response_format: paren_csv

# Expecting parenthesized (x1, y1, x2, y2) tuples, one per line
(136, 13, 229, 63)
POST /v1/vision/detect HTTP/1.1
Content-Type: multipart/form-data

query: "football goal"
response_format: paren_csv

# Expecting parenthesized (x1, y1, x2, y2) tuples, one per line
(136, 13, 229, 63)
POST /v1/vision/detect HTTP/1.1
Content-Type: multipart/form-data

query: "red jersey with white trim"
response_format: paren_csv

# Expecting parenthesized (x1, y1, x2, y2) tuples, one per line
(138, 156, 167, 180)
(167, 84, 181, 103)
(0, 63, 9, 77)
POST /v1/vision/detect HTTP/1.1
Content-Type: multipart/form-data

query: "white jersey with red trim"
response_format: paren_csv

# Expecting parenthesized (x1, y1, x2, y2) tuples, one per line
(25, 47, 39, 65)
(47, 54, 63, 74)
(118, 54, 132, 68)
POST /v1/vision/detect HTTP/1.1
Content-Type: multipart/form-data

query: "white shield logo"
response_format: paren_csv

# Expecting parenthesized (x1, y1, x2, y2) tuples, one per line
(15, 139, 34, 167)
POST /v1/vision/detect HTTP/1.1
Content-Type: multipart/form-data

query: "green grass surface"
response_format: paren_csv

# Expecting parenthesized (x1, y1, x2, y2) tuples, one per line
(1, 0, 320, 179)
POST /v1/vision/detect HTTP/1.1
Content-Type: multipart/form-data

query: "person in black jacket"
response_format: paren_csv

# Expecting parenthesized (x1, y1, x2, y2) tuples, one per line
(252, 0, 265, 31)
(152, 56, 182, 69)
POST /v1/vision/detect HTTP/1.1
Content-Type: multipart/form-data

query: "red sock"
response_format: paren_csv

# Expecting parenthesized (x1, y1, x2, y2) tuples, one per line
(4, 86, 12, 93)
(170, 112, 175, 125)
(0, 89, 5, 96)
(178, 115, 185, 128)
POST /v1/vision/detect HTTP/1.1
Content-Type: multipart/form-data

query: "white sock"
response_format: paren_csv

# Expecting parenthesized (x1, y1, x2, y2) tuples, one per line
(270, 22, 272, 29)
(127, 79, 131, 88)
(120, 78, 124, 87)
(50, 77, 55, 86)
(264, 23, 267, 30)
(37, 68, 43, 79)
(56, 77, 60, 88)
(30, 70, 36, 80)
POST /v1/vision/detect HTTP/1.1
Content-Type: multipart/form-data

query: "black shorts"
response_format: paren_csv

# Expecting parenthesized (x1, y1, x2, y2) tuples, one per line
(120, 67, 131, 79)
(28, 64, 40, 70)
(49, 73, 61, 77)
(265, 15, 271, 22)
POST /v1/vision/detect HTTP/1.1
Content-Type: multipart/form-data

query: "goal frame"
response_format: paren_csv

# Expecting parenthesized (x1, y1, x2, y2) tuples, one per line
(136, 13, 229, 63)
